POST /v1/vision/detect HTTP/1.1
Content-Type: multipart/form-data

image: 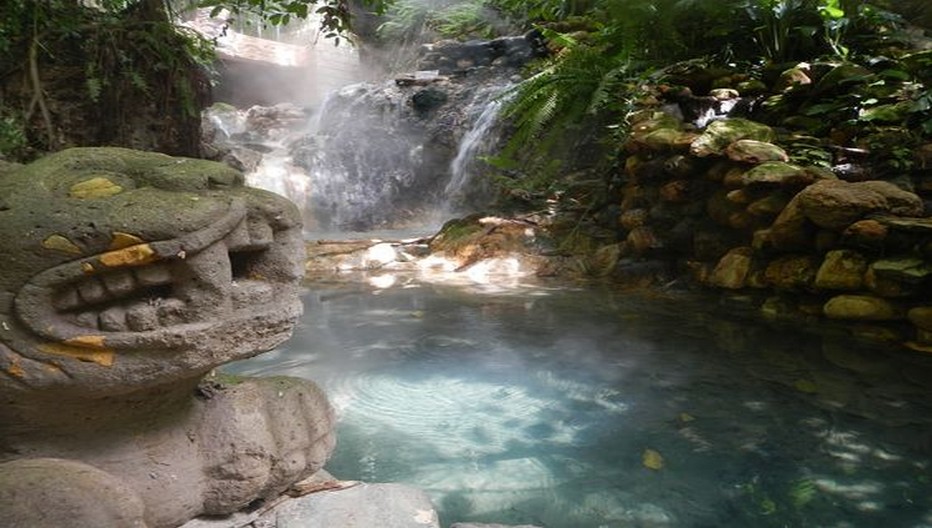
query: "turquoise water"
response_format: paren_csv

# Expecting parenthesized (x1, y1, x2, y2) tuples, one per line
(227, 279, 932, 527)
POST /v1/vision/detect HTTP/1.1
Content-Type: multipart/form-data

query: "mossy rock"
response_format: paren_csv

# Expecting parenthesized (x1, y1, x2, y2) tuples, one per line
(690, 118, 775, 157)
(870, 256, 932, 285)
(725, 140, 789, 164)
(741, 161, 808, 187)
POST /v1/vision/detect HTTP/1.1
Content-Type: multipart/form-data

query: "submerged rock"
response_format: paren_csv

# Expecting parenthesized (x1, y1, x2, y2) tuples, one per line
(264, 483, 440, 528)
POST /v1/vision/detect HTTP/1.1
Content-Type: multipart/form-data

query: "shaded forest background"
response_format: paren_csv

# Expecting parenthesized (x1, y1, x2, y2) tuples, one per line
(0, 0, 930, 176)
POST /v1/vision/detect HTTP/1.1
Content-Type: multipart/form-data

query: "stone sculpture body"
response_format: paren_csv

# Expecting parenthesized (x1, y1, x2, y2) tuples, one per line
(0, 148, 335, 527)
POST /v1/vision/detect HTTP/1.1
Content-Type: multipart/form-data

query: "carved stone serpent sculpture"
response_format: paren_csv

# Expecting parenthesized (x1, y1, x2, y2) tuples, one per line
(0, 148, 335, 527)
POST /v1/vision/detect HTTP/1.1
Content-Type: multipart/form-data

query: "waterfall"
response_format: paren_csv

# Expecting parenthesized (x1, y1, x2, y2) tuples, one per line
(443, 85, 510, 213)
(289, 79, 512, 232)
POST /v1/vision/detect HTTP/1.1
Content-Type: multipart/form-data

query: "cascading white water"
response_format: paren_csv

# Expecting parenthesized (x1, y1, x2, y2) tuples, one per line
(443, 85, 511, 213)
(285, 79, 512, 232)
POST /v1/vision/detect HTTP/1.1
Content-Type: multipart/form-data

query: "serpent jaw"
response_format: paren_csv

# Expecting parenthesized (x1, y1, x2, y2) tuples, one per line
(15, 200, 303, 351)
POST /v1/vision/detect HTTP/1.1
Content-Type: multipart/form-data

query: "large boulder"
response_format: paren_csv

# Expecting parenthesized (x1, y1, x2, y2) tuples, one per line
(796, 179, 924, 230)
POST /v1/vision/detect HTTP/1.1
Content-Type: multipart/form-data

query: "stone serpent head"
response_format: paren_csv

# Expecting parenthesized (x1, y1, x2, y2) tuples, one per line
(0, 147, 304, 398)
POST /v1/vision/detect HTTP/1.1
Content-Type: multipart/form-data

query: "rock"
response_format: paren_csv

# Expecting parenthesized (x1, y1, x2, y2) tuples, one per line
(0, 159, 23, 177)
(840, 219, 888, 251)
(659, 179, 690, 202)
(858, 101, 913, 124)
(872, 215, 932, 235)
(412, 88, 449, 114)
(726, 189, 752, 205)
(747, 192, 790, 217)
(725, 140, 789, 164)
(797, 179, 924, 230)
(768, 196, 815, 250)
(775, 65, 812, 92)
(706, 189, 745, 227)
(814, 250, 868, 290)
(870, 256, 932, 285)
(710, 247, 754, 289)
(663, 154, 697, 177)
(626, 114, 695, 152)
(908, 306, 932, 331)
(619, 208, 649, 230)
(814, 62, 873, 94)
(864, 267, 913, 298)
(722, 165, 748, 189)
(690, 118, 775, 157)
(450, 524, 543, 528)
(823, 295, 903, 321)
(626, 226, 663, 255)
(222, 145, 263, 173)
(735, 78, 768, 95)
(0, 458, 147, 528)
(267, 483, 440, 528)
(764, 255, 818, 291)
(741, 161, 810, 187)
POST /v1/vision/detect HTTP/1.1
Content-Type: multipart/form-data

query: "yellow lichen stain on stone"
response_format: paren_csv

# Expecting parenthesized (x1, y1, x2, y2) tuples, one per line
(69, 177, 124, 199)
(63, 335, 107, 349)
(42, 234, 83, 256)
(99, 243, 157, 268)
(39, 343, 114, 367)
(81, 262, 96, 274)
(109, 232, 146, 250)
(6, 360, 25, 378)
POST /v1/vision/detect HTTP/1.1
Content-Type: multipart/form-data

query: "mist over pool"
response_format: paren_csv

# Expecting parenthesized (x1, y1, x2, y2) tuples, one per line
(226, 280, 932, 527)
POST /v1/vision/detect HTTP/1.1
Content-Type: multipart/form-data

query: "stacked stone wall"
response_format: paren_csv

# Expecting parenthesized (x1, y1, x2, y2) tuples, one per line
(610, 105, 932, 351)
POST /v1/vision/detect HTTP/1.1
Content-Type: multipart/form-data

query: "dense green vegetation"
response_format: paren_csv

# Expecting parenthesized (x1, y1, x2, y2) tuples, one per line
(0, 0, 390, 159)
(366, 1, 930, 205)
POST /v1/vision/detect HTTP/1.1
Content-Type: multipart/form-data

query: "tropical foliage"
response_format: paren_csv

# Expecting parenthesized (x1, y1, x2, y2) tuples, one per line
(0, 0, 391, 158)
(494, 0, 926, 173)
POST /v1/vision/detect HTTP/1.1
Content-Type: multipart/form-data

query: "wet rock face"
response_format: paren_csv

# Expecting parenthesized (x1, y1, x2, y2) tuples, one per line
(0, 148, 335, 527)
(290, 72, 511, 230)
(417, 32, 548, 74)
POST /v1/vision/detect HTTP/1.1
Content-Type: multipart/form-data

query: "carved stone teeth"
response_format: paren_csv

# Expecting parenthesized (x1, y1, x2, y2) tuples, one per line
(77, 277, 108, 305)
(99, 306, 128, 332)
(126, 302, 159, 331)
(171, 241, 231, 316)
(47, 216, 281, 336)
(53, 287, 81, 311)
(102, 270, 136, 298)
(75, 311, 98, 329)
(135, 263, 173, 287)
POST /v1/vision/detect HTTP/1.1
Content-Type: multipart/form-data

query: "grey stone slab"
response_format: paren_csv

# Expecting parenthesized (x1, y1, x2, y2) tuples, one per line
(449, 524, 543, 528)
(269, 483, 440, 528)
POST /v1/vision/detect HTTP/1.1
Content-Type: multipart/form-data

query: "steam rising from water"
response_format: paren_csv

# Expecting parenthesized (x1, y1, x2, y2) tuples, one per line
(228, 283, 932, 527)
